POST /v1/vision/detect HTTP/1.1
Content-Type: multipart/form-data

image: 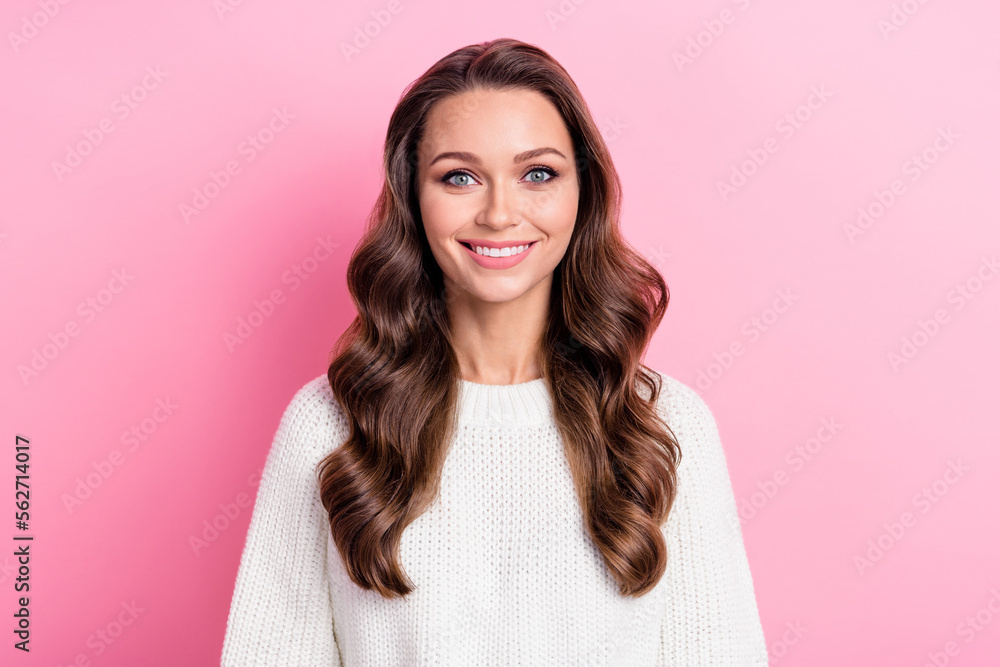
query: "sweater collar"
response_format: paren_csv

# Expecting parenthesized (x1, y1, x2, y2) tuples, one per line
(456, 377, 554, 426)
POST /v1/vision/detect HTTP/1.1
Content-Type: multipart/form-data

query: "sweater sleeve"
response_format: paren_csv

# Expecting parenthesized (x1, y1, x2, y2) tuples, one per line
(656, 377, 769, 667)
(220, 381, 344, 667)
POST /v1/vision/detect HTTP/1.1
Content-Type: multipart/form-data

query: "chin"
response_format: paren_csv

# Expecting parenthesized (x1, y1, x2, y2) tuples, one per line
(452, 279, 527, 304)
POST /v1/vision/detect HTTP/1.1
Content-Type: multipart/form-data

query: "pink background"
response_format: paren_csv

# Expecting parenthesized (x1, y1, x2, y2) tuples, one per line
(3, 1, 999, 665)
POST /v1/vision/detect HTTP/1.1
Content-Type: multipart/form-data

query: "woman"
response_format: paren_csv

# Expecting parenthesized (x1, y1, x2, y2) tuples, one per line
(221, 38, 768, 666)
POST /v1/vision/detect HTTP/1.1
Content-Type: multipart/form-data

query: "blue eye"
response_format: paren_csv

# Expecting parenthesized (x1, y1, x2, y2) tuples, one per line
(525, 166, 558, 183)
(443, 171, 476, 188)
(439, 165, 560, 189)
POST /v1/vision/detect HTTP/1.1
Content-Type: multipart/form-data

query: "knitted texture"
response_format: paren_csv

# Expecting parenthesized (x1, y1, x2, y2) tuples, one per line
(220, 371, 769, 666)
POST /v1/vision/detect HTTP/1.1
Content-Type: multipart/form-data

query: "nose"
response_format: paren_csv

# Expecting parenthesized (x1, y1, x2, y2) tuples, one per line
(478, 181, 519, 229)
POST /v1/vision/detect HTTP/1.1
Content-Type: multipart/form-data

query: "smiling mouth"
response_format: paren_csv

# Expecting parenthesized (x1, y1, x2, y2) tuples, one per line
(458, 241, 537, 253)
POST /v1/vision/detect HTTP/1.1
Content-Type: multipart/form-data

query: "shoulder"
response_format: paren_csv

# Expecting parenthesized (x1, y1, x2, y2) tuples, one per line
(269, 374, 351, 470)
(281, 374, 347, 425)
(639, 366, 720, 441)
(641, 367, 732, 492)
(640, 370, 742, 546)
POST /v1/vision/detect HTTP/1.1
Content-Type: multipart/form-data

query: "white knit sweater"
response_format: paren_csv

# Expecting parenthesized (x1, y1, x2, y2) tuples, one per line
(220, 371, 768, 666)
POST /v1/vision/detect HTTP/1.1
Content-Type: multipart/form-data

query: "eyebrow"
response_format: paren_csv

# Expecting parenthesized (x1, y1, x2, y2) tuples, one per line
(428, 146, 568, 168)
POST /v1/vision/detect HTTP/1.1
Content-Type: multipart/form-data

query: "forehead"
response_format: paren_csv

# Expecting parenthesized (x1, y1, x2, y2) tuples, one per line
(418, 88, 573, 161)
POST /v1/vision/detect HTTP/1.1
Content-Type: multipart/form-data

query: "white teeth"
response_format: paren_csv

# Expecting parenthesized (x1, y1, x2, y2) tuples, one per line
(472, 243, 530, 257)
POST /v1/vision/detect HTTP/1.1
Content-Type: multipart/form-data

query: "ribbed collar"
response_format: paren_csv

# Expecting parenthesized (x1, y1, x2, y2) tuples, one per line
(455, 377, 554, 426)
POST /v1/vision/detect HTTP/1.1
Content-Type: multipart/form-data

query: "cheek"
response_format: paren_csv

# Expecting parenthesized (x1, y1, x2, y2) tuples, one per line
(547, 185, 579, 236)
(418, 197, 461, 268)
(420, 188, 464, 226)
(418, 193, 449, 241)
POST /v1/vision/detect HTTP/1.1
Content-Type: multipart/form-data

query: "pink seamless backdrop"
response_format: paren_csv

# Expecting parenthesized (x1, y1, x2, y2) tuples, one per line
(3, 1, 999, 665)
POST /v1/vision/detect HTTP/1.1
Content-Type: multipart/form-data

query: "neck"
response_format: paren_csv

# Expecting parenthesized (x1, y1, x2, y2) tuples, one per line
(445, 274, 551, 385)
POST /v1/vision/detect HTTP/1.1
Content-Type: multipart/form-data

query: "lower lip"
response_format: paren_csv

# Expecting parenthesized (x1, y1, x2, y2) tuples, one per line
(460, 242, 536, 270)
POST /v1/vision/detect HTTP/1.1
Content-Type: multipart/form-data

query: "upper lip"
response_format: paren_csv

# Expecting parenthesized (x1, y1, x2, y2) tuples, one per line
(457, 239, 537, 249)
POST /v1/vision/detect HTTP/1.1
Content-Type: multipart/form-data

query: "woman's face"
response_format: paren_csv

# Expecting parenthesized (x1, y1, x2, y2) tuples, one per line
(416, 87, 579, 306)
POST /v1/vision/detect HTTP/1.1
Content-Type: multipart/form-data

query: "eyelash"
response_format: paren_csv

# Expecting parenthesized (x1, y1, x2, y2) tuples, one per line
(439, 165, 560, 189)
